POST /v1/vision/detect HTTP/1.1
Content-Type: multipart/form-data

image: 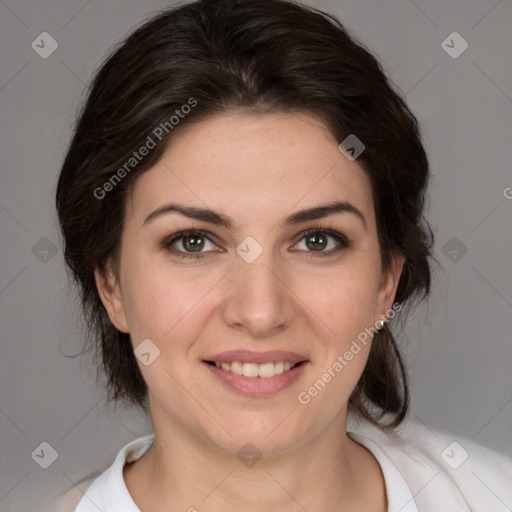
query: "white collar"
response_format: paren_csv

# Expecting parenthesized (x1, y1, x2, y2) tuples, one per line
(76, 426, 417, 512)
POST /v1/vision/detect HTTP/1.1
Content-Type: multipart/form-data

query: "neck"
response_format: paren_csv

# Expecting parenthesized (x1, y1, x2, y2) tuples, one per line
(124, 406, 387, 512)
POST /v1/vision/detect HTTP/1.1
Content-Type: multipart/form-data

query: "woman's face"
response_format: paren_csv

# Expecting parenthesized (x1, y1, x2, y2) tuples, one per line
(96, 111, 403, 455)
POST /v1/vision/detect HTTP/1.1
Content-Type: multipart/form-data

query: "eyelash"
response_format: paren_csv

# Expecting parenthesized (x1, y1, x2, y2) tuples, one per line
(161, 228, 352, 260)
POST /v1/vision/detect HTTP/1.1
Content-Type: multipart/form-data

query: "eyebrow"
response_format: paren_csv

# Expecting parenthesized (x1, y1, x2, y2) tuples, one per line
(143, 200, 367, 231)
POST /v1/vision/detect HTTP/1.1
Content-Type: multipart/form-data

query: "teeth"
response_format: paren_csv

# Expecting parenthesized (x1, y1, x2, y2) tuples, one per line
(211, 361, 298, 378)
(231, 361, 243, 376)
(257, 362, 274, 378)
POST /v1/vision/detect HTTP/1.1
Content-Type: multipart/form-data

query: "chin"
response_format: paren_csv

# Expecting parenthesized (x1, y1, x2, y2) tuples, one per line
(199, 414, 310, 458)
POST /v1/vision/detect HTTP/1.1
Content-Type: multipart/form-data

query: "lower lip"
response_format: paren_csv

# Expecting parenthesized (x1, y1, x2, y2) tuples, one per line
(202, 361, 308, 397)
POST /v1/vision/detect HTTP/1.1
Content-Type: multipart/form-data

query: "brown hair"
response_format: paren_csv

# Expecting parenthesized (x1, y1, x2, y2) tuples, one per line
(56, 0, 436, 431)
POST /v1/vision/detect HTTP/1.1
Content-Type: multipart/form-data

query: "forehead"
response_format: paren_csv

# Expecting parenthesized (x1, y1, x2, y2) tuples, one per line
(126, 111, 374, 229)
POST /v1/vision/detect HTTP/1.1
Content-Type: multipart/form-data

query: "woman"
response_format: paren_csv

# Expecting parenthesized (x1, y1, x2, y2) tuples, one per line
(50, 0, 512, 510)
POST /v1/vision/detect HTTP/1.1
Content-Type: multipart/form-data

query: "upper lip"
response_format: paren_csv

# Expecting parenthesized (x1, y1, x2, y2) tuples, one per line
(204, 350, 308, 365)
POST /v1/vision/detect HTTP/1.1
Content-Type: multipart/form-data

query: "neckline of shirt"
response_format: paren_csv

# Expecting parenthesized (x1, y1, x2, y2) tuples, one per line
(77, 430, 418, 512)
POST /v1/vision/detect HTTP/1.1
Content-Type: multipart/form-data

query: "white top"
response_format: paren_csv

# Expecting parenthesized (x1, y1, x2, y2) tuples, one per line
(47, 414, 512, 512)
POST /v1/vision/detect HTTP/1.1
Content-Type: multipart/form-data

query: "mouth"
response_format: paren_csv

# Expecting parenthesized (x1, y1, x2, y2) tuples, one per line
(202, 356, 309, 397)
(204, 360, 307, 378)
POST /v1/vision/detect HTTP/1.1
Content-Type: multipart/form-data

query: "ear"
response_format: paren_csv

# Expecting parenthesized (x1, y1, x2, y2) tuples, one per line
(375, 253, 405, 323)
(94, 265, 129, 333)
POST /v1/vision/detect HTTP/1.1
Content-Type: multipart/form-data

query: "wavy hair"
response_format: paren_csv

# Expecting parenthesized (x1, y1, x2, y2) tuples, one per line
(56, 0, 436, 431)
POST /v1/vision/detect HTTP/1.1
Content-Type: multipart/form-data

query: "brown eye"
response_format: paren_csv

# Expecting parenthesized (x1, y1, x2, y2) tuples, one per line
(305, 232, 328, 251)
(162, 230, 218, 259)
(180, 234, 205, 252)
(294, 229, 351, 256)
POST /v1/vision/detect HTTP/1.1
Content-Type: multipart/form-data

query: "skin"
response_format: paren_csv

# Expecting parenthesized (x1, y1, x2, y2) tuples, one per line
(95, 111, 404, 512)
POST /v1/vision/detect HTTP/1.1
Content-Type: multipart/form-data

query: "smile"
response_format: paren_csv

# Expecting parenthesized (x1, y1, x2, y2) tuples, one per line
(206, 360, 301, 378)
(203, 360, 308, 396)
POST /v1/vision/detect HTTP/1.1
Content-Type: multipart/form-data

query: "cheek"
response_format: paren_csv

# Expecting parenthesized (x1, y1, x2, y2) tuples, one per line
(296, 264, 380, 342)
(294, 273, 379, 417)
(120, 256, 220, 346)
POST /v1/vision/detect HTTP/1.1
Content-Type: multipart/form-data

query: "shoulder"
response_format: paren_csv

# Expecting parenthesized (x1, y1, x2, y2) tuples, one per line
(349, 413, 512, 510)
(41, 434, 155, 512)
(41, 475, 98, 512)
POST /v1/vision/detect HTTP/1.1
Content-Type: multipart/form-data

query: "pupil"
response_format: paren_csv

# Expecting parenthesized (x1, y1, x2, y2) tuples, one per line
(184, 235, 204, 252)
(307, 233, 326, 251)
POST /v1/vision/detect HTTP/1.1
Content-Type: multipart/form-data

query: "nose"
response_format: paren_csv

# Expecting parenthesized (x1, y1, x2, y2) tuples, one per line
(221, 253, 295, 338)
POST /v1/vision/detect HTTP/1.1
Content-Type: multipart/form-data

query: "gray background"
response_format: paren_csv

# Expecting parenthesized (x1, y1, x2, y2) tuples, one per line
(1, 0, 511, 510)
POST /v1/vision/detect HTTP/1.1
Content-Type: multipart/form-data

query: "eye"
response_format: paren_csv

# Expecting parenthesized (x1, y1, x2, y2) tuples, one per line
(293, 228, 351, 257)
(161, 229, 219, 259)
(161, 228, 351, 260)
